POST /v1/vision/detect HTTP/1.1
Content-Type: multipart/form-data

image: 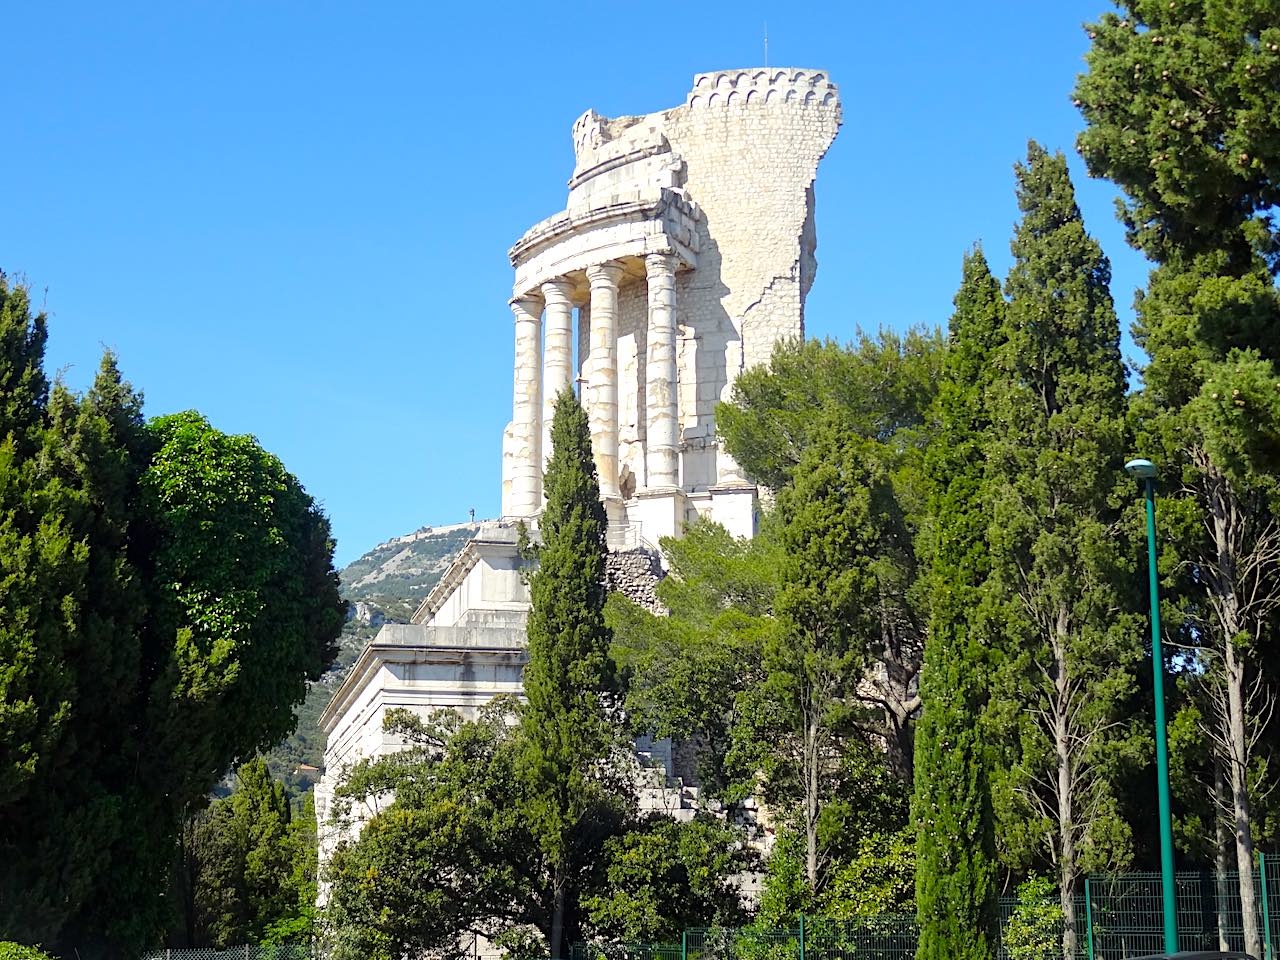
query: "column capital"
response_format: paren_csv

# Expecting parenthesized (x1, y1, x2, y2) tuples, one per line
(509, 293, 544, 322)
(585, 261, 625, 287)
(644, 252, 677, 280)
(541, 277, 576, 306)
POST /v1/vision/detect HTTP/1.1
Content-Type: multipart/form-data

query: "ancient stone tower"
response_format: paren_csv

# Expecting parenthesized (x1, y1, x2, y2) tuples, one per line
(318, 69, 841, 869)
(501, 67, 842, 541)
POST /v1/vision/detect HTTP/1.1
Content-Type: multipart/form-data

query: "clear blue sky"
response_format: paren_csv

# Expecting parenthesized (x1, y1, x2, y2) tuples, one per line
(2, 1, 1147, 567)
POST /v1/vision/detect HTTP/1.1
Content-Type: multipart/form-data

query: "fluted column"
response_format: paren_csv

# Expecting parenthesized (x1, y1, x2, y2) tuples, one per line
(509, 293, 544, 516)
(541, 278, 576, 471)
(584, 262, 624, 501)
(644, 253, 679, 488)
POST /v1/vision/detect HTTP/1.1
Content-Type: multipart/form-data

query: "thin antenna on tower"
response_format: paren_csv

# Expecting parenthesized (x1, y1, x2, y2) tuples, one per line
(764, 22, 769, 68)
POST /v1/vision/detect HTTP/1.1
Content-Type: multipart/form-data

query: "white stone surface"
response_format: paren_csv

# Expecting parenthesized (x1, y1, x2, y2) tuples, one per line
(506, 65, 841, 536)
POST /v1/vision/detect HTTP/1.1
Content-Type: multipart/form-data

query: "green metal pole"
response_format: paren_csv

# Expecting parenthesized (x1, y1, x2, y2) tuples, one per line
(1143, 476, 1179, 955)
(1085, 876, 1096, 960)
(681, 931, 687, 960)
(798, 914, 805, 960)
(1261, 851, 1273, 960)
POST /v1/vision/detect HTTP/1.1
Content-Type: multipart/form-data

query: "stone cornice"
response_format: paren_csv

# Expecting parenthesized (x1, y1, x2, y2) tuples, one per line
(508, 189, 700, 269)
(568, 140, 672, 191)
(318, 624, 530, 735)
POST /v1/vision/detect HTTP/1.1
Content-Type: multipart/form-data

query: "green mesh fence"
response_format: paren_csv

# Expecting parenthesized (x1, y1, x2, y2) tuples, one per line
(572, 857, 1280, 960)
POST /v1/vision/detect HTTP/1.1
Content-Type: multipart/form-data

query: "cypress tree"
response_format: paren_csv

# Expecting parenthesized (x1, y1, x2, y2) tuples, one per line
(0, 274, 81, 816)
(519, 386, 616, 959)
(985, 143, 1137, 960)
(913, 248, 1003, 960)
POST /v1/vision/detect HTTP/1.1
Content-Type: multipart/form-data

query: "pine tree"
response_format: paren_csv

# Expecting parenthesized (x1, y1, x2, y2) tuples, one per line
(519, 386, 617, 959)
(984, 143, 1139, 960)
(1078, 10, 1280, 955)
(913, 249, 1004, 960)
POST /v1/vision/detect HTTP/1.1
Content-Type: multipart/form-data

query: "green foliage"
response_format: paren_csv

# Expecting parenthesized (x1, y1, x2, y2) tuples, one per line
(582, 817, 753, 941)
(519, 387, 620, 958)
(327, 392, 748, 960)
(1075, 0, 1280, 274)
(0, 945, 57, 960)
(0, 277, 344, 956)
(717, 331, 943, 492)
(609, 518, 780, 801)
(913, 249, 1003, 960)
(1080, 11, 1280, 956)
(982, 143, 1140, 957)
(820, 829, 915, 919)
(324, 703, 554, 960)
(717, 330, 939, 782)
(1001, 876, 1063, 960)
(179, 757, 317, 947)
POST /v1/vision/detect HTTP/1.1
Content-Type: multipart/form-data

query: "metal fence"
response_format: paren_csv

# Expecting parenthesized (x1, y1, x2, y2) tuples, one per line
(571, 854, 1280, 960)
(142, 947, 315, 960)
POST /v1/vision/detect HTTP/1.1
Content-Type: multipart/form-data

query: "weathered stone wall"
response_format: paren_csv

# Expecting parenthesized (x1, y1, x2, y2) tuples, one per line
(664, 69, 841, 439)
(605, 548, 664, 614)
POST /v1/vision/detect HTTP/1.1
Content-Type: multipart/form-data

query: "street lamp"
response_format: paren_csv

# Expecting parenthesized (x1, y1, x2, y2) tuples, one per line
(1126, 457, 1178, 955)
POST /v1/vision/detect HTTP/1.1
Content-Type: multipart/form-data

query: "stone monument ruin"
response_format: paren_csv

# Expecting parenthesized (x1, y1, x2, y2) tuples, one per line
(318, 67, 842, 865)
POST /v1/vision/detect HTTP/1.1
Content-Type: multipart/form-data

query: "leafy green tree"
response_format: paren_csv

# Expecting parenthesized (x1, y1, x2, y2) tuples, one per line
(718, 331, 942, 784)
(0, 274, 76, 812)
(609, 517, 781, 802)
(767, 414, 895, 891)
(1001, 875, 1063, 960)
(326, 703, 741, 960)
(1075, 0, 1280, 275)
(180, 757, 321, 947)
(0, 945, 57, 960)
(0, 278, 345, 956)
(1077, 9, 1280, 955)
(581, 817, 752, 942)
(325, 704, 557, 960)
(718, 331, 943, 493)
(758, 741, 915, 925)
(519, 386, 621, 958)
(983, 143, 1140, 960)
(913, 249, 1004, 960)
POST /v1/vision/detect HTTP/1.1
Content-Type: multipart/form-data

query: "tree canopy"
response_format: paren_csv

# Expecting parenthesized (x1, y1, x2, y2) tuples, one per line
(0, 273, 345, 956)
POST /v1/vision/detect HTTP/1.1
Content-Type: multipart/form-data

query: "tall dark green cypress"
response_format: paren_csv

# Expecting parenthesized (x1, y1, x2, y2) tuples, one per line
(985, 143, 1136, 960)
(913, 249, 1004, 960)
(519, 386, 615, 959)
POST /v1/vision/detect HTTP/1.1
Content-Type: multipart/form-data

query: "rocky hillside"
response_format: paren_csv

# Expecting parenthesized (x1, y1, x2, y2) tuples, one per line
(266, 521, 480, 793)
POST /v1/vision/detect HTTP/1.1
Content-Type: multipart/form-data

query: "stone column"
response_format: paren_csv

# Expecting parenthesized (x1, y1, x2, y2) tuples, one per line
(584, 262, 624, 503)
(644, 253, 679, 488)
(509, 293, 544, 516)
(541, 278, 576, 470)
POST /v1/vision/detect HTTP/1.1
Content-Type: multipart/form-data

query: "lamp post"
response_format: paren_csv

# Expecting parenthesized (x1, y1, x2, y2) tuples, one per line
(1126, 457, 1178, 955)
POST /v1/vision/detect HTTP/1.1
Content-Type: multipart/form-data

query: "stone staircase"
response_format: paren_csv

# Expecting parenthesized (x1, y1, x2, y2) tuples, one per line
(631, 736, 773, 852)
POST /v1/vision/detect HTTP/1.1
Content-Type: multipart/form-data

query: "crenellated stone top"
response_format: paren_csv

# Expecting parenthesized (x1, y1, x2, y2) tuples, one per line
(686, 67, 839, 110)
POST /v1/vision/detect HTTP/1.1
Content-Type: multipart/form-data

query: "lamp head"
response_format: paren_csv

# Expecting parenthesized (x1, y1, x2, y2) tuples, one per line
(1125, 458, 1157, 479)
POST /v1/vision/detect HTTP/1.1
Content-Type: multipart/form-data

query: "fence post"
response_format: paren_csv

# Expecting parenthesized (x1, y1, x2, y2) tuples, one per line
(1085, 876, 1096, 960)
(682, 930, 687, 960)
(1261, 851, 1273, 960)
(798, 914, 805, 960)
